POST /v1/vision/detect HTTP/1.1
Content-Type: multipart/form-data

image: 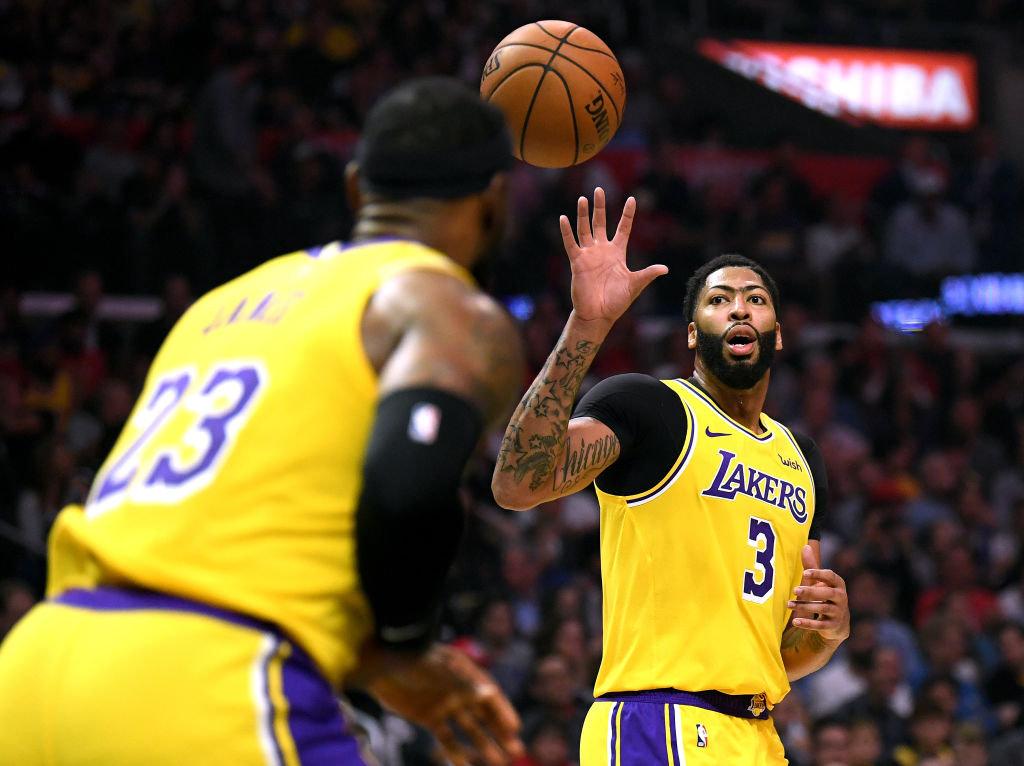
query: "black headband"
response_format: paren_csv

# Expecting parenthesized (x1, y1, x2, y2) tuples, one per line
(356, 127, 513, 200)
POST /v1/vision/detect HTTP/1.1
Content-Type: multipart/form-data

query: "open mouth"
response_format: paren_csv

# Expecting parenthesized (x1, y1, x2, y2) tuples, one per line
(725, 325, 757, 357)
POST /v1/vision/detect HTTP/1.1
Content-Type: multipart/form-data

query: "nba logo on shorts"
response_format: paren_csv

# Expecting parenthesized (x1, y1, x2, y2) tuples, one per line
(696, 723, 708, 748)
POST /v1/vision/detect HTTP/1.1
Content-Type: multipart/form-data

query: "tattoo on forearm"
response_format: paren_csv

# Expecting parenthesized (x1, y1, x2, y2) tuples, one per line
(496, 336, 603, 492)
(560, 433, 618, 486)
(781, 626, 828, 654)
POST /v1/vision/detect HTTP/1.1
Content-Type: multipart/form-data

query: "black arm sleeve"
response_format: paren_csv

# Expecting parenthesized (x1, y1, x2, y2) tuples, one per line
(572, 373, 689, 497)
(355, 387, 483, 653)
(792, 430, 828, 540)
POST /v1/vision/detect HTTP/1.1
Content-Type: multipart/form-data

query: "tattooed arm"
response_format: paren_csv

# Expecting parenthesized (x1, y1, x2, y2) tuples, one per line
(491, 188, 666, 510)
(781, 542, 851, 681)
(491, 316, 620, 509)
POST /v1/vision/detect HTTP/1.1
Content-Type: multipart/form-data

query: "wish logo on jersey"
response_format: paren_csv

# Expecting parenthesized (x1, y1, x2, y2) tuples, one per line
(701, 448, 808, 523)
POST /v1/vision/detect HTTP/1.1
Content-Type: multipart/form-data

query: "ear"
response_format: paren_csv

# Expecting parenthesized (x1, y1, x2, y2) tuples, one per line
(344, 162, 363, 216)
(775, 321, 783, 350)
(687, 321, 697, 349)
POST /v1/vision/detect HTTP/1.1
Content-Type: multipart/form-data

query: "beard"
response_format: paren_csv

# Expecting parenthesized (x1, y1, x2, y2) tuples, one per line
(695, 323, 776, 390)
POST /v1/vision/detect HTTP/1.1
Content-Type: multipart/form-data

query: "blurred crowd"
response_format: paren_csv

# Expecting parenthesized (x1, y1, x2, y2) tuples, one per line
(3, 2, 1024, 766)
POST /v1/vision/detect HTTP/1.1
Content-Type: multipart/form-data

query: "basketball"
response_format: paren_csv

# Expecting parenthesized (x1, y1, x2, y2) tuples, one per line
(480, 20, 626, 168)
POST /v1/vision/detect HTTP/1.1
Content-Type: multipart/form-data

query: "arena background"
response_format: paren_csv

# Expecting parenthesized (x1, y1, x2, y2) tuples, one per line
(1, 2, 1024, 765)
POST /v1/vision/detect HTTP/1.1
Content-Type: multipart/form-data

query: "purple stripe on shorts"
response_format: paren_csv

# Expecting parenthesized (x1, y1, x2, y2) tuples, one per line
(598, 688, 771, 720)
(609, 702, 620, 766)
(261, 637, 288, 766)
(612, 699, 674, 766)
(281, 649, 369, 765)
(667, 704, 681, 765)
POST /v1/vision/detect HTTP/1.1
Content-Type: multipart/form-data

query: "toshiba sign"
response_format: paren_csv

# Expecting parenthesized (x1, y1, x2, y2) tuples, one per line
(698, 39, 978, 130)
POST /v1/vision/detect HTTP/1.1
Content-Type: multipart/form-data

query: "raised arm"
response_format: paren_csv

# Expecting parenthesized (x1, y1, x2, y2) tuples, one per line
(492, 188, 667, 510)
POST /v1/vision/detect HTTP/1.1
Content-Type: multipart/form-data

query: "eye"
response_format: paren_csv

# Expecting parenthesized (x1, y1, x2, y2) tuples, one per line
(709, 295, 727, 304)
(750, 295, 765, 304)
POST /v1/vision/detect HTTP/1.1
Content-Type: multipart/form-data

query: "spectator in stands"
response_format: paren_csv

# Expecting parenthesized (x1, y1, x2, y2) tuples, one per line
(466, 598, 535, 706)
(810, 716, 852, 766)
(511, 719, 574, 766)
(914, 543, 1001, 632)
(519, 654, 588, 766)
(883, 168, 977, 288)
(836, 646, 912, 755)
(951, 126, 1024, 273)
(848, 717, 897, 766)
(191, 44, 276, 286)
(0, 579, 35, 641)
(984, 620, 1024, 733)
(891, 698, 955, 766)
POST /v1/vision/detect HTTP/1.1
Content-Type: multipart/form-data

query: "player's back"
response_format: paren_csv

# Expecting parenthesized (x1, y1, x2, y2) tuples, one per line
(46, 239, 475, 687)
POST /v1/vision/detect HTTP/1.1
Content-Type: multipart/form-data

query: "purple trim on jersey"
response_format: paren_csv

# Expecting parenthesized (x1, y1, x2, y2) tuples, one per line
(627, 398, 697, 506)
(677, 379, 774, 442)
(281, 648, 369, 765)
(598, 688, 771, 720)
(306, 245, 324, 258)
(53, 587, 279, 635)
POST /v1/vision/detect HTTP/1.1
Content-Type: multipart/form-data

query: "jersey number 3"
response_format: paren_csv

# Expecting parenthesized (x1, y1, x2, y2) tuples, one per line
(86, 361, 266, 517)
(742, 516, 776, 603)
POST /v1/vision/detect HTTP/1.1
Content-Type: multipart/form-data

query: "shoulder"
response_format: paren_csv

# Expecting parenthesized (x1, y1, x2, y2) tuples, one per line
(578, 372, 674, 403)
(371, 267, 505, 328)
(788, 429, 822, 461)
(787, 428, 828, 485)
(575, 373, 684, 436)
(366, 268, 524, 424)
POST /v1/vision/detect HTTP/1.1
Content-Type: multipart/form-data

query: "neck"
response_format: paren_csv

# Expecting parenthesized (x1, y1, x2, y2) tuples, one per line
(351, 199, 478, 271)
(691, 363, 770, 433)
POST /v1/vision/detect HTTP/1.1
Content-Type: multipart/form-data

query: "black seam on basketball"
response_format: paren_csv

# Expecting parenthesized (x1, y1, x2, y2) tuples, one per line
(534, 21, 577, 42)
(490, 41, 563, 55)
(482, 43, 558, 99)
(551, 52, 622, 124)
(521, 25, 578, 164)
(482, 62, 549, 103)
(558, 36, 619, 60)
(542, 67, 579, 164)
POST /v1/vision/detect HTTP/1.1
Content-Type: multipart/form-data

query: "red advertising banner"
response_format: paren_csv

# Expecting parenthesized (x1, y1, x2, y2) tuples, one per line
(697, 39, 978, 131)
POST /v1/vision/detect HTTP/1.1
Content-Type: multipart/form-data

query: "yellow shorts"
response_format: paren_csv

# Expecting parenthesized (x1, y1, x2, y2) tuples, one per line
(580, 691, 788, 766)
(0, 587, 374, 765)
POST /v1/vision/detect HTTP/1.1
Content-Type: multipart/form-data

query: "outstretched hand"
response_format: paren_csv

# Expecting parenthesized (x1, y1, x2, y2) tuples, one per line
(368, 643, 524, 766)
(559, 187, 667, 329)
(787, 544, 851, 642)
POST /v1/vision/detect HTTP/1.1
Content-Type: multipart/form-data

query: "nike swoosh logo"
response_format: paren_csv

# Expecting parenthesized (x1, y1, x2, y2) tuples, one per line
(705, 426, 731, 438)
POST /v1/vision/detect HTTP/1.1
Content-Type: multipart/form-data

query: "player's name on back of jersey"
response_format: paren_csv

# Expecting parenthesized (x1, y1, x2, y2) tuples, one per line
(203, 290, 306, 334)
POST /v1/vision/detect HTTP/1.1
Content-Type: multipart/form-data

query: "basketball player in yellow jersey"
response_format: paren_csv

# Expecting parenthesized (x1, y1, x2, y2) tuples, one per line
(0, 77, 525, 766)
(492, 188, 851, 765)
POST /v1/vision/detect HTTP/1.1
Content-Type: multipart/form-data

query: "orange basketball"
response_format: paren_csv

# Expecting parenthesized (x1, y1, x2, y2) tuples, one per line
(480, 20, 626, 168)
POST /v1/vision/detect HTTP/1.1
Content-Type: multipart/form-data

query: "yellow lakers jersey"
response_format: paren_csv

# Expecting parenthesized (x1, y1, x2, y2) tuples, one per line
(46, 239, 476, 687)
(593, 378, 815, 705)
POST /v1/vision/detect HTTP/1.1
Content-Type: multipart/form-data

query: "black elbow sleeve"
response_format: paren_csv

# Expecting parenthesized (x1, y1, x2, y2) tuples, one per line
(355, 387, 483, 652)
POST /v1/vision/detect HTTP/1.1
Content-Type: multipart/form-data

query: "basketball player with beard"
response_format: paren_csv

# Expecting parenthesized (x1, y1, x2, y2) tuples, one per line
(492, 188, 850, 765)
